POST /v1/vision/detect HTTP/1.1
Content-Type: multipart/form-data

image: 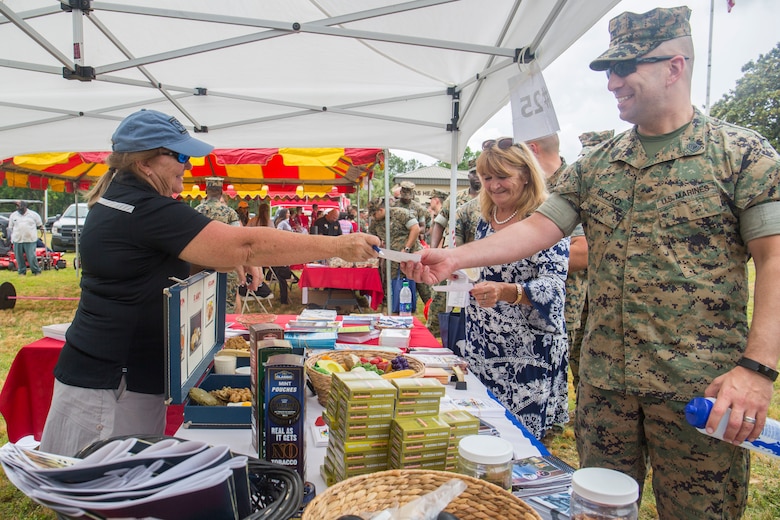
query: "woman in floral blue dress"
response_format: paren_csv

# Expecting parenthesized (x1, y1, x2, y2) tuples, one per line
(464, 138, 570, 440)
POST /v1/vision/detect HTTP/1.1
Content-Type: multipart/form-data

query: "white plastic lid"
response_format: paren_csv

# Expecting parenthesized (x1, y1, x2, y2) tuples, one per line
(571, 468, 639, 506)
(458, 435, 514, 464)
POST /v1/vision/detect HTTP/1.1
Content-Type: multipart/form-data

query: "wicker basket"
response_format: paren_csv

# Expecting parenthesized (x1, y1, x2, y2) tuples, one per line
(305, 350, 425, 406)
(302, 469, 541, 520)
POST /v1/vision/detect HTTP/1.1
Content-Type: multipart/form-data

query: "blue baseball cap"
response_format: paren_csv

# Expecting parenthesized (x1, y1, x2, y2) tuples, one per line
(111, 109, 214, 157)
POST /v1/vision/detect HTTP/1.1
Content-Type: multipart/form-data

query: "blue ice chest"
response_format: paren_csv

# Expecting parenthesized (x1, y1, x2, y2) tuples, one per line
(164, 271, 253, 428)
(183, 371, 252, 428)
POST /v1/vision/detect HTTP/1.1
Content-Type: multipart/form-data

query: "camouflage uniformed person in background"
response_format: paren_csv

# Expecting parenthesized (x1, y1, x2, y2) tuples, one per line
(427, 189, 448, 246)
(426, 164, 481, 338)
(404, 7, 780, 519)
(367, 197, 421, 309)
(394, 181, 431, 306)
(562, 129, 615, 391)
(194, 177, 247, 313)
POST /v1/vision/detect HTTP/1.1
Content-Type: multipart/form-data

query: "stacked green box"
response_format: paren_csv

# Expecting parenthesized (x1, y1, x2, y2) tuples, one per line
(391, 378, 446, 418)
(439, 410, 480, 471)
(388, 415, 452, 470)
(322, 372, 397, 483)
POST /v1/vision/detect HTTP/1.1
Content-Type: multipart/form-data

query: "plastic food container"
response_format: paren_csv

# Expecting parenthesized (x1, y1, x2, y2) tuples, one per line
(570, 467, 639, 520)
(457, 435, 514, 490)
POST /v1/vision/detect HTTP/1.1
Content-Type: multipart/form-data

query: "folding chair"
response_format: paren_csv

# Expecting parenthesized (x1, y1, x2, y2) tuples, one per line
(240, 289, 274, 314)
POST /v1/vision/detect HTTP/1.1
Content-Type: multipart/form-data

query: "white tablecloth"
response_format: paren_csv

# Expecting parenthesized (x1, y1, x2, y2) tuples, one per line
(175, 372, 546, 491)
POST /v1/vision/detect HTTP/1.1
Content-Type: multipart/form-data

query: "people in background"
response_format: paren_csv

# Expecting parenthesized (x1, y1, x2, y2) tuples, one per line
(289, 207, 304, 233)
(236, 200, 250, 226)
(403, 7, 780, 518)
(8, 200, 43, 276)
(194, 177, 245, 313)
(248, 202, 273, 228)
(426, 165, 482, 338)
(394, 181, 431, 307)
(297, 206, 309, 230)
(465, 139, 569, 440)
(308, 203, 319, 233)
(274, 208, 292, 231)
(39, 109, 379, 457)
(311, 208, 342, 236)
(368, 197, 420, 308)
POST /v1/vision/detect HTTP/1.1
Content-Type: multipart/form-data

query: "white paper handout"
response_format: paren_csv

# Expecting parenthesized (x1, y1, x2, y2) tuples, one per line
(376, 248, 421, 263)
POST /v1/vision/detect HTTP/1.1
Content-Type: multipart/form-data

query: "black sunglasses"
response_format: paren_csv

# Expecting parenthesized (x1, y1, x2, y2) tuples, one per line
(159, 150, 190, 164)
(605, 55, 689, 79)
(482, 137, 515, 151)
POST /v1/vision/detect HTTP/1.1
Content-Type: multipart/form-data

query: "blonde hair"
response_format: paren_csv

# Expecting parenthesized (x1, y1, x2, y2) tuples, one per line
(476, 140, 548, 222)
(87, 149, 159, 207)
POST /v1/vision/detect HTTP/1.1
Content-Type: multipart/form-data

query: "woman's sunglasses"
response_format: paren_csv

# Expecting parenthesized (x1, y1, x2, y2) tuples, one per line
(605, 55, 688, 79)
(159, 150, 190, 164)
(482, 137, 515, 151)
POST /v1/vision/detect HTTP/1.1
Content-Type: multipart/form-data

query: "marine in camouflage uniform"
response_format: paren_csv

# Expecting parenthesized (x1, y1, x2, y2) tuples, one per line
(395, 181, 432, 305)
(419, 7, 780, 519)
(195, 180, 241, 313)
(367, 198, 421, 307)
(535, 7, 780, 518)
(427, 189, 479, 338)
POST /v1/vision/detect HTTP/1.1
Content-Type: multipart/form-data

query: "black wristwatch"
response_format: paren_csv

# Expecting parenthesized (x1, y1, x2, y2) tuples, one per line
(736, 357, 779, 382)
(403, 247, 411, 252)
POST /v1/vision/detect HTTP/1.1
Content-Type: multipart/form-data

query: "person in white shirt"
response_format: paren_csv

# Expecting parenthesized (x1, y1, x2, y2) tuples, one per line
(8, 201, 43, 275)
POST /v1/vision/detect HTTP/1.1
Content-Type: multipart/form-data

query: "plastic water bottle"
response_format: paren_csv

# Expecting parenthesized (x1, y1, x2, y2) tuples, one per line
(684, 397, 780, 458)
(399, 281, 412, 316)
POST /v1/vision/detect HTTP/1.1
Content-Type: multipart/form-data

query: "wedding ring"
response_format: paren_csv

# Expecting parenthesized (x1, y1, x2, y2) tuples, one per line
(743, 416, 757, 424)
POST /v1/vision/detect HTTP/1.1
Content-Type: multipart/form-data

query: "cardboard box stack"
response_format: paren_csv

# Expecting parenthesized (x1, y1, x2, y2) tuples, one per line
(439, 410, 480, 471)
(321, 372, 397, 485)
(320, 374, 481, 482)
(387, 378, 449, 470)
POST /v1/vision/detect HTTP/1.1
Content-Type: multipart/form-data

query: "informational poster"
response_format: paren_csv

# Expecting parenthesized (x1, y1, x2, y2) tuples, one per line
(509, 61, 560, 143)
(202, 271, 218, 352)
(187, 277, 205, 374)
(179, 286, 188, 377)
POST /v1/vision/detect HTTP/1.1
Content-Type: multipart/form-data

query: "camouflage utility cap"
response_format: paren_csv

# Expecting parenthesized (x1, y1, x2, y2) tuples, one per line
(579, 130, 615, 148)
(400, 181, 415, 192)
(367, 198, 385, 213)
(430, 189, 448, 201)
(590, 6, 691, 71)
(205, 177, 224, 189)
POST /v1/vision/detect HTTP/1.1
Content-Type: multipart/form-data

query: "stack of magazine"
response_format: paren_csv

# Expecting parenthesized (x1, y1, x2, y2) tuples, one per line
(0, 438, 250, 520)
(511, 454, 576, 519)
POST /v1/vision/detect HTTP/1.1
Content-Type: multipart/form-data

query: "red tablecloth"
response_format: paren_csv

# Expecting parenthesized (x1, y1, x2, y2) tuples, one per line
(0, 315, 440, 443)
(298, 266, 384, 310)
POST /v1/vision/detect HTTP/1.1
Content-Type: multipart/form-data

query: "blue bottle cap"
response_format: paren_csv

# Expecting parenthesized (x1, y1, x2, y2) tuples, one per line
(684, 397, 713, 429)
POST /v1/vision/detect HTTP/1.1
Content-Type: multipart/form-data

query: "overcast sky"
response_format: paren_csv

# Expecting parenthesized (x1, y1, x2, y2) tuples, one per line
(398, 0, 780, 165)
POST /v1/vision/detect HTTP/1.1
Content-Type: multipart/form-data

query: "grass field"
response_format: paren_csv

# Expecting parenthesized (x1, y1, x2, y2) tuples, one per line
(0, 257, 778, 519)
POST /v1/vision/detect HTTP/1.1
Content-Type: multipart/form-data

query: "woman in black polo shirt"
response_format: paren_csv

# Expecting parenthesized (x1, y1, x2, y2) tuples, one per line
(39, 109, 380, 456)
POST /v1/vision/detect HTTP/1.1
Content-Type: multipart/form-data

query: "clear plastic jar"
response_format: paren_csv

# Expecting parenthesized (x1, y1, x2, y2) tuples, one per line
(457, 435, 514, 490)
(570, 467, 639, 520)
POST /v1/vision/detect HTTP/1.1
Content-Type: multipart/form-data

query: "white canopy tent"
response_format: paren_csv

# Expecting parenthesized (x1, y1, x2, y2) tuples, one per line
(0, 0, 620, 303)
(0, 0, 619, 162)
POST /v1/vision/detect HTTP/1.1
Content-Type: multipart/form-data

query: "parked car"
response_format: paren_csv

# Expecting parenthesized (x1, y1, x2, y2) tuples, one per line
(51, 203, 90, 252)
(44, 213, 61, 232)
(0, 214, 8, 244)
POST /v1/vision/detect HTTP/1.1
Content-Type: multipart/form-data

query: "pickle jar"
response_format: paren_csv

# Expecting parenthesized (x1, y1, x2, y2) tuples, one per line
(457, 435, 514, 490)
(570, 467, 639, 520)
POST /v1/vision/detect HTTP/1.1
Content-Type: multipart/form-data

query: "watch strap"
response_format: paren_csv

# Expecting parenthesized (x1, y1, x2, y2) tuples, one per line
(736, 357, 779, 382)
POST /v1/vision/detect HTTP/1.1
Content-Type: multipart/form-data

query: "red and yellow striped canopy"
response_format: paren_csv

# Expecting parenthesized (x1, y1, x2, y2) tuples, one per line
(0, 147, 382, 198)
